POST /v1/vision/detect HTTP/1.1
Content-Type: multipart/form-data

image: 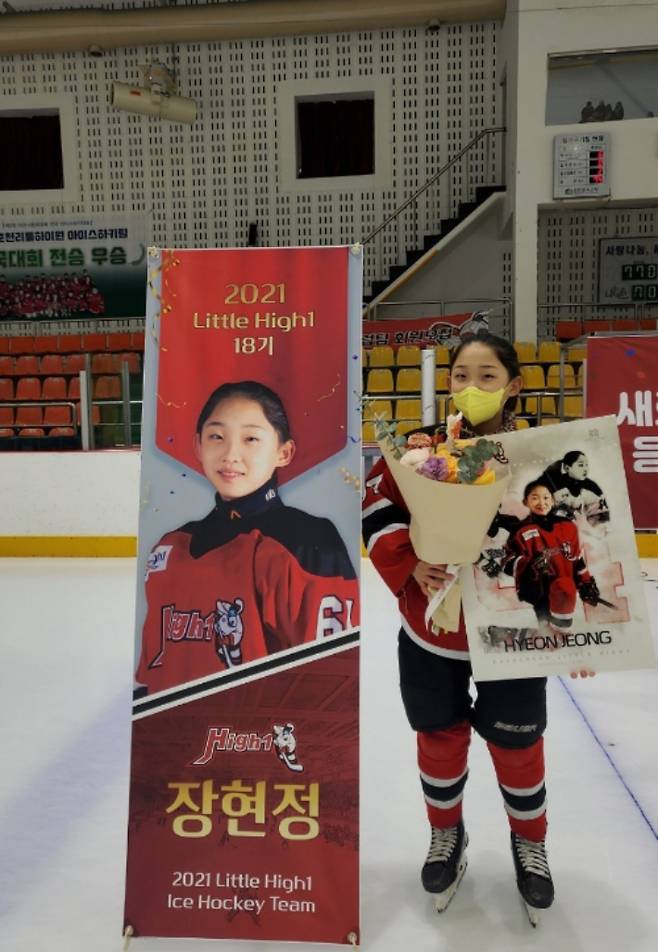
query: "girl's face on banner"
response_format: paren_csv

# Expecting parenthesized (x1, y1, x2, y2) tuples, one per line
(194, 396, 295, 500)
(525, 485, 554, 516)
(565, 454, 588, 480)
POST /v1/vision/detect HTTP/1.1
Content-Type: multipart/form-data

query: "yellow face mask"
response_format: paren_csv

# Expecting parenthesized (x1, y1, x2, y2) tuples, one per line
(451, 385, 506, 426)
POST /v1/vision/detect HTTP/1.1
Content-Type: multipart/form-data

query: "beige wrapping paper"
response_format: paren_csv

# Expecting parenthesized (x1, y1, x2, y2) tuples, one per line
(380, 439, 511, 631)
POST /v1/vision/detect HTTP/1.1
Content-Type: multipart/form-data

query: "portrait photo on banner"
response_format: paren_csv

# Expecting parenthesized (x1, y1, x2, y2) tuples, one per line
(133, 247, 360, 697)
(461, 415, 655, 681)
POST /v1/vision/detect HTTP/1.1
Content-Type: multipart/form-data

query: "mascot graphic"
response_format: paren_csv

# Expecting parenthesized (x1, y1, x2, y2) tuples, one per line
(273, 723, 304, 773)
(214, 598, 245, 668)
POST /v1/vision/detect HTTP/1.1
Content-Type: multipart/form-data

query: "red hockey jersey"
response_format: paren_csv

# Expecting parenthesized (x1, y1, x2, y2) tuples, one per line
(136, 478, 358, 693)
(504, 512, 591, 605)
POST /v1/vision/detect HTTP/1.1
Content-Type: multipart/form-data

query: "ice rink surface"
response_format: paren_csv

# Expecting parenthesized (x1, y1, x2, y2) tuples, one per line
(1, 556, 658, 952)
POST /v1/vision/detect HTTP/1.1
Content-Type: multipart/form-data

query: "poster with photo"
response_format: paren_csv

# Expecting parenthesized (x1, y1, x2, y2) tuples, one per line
(461, 416, 655, 681)
(123, 246, 361, 945)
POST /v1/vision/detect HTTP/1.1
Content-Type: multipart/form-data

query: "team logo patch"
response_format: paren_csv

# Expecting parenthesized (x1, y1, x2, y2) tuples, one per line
(192, 722, 304, 773)
(214, 597, 245, 669)
(145, 544, 172, 578)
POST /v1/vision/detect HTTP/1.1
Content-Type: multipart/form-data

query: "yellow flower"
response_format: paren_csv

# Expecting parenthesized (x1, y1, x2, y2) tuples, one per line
(473, 467, 496, 485)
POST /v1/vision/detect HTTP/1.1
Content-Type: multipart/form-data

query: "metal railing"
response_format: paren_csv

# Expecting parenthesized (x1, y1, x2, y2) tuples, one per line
(537, 301, 658, 341)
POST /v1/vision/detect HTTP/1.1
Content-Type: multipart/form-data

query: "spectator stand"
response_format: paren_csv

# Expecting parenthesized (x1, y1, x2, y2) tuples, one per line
(537, 300, 658, 343)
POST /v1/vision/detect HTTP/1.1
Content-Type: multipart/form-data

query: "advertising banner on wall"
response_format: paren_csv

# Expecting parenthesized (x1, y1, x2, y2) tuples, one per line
(0, 214, 146, 321)
(461, 417, 654, 681)
(585, 334, 658, 530)
(123, 246, 362, 944)
(362, 311, 488, 349)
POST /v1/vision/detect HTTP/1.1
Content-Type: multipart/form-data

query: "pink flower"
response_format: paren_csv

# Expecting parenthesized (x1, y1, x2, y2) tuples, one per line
(418, 455, 450, 481)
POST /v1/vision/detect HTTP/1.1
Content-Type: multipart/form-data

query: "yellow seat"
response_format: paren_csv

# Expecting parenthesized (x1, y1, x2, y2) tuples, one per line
(546, 364, 576, 389)
(537, 341, 561, 363)
(435, 345, 450, 366)
(362, 421, 378, 442)
(361, 349, 368, 368)
(568, 345, 586, 363)
(540, 417, 561, 426)
(514, 341, 537, 363)
(525, 395, 557, 416)
(576, 364, 585, 389)
(515, 418, 530, 429)
(369, 345, 394, 368)
(363, 399, 393, 421)
(521, 365, 546, 389)
(397, 345, 421, 366)
(396, 368, 422, 392)
(366, 369, 394, 393)
(514, 398, 523, 414)
(435, 368, 450, 391)
(395, 398, 422, 420)
(563, 396, 584, 418)
(396, 420, 422, 436)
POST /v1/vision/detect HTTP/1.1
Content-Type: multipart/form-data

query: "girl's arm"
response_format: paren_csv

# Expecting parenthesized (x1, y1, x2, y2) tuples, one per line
(361, 457, 418, 596)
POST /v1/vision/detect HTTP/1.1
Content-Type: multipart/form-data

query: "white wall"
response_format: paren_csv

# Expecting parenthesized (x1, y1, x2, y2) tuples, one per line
(502, 0, 658, 340)
(0, 450, 139, 535)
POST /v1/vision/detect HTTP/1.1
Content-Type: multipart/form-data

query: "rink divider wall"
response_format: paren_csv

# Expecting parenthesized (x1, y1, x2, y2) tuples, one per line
(0, 449, 655, 557)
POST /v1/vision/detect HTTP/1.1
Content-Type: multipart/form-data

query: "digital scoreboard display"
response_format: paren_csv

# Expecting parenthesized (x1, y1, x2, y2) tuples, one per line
(553, 133, 610, 199)
(599, 237, 658, 304)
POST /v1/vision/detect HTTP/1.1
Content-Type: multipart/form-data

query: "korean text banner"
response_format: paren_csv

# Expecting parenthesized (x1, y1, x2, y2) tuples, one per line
(0, 214, 146, 321)
(585, 334, 658, 530)
(461, 417, 654, 681)
(124, 246, 362, 945)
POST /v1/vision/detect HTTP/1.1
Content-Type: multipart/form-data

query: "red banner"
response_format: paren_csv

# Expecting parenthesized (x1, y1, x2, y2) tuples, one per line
(124, 247, 361, 944)
(362, 311, 482, 348)
(585, 335, 658, 529)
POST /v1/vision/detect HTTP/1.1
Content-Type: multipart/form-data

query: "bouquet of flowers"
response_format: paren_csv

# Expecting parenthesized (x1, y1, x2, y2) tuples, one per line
(377, 413, 511, 632)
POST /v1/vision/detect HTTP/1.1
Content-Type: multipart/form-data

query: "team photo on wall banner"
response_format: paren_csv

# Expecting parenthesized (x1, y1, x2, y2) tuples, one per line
(123, 245, 362, 944)
(461, 416, 655, 681)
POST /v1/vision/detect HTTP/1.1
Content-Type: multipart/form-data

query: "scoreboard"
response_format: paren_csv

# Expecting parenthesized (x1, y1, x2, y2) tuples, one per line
(553, 132, 610, 199)
(599, 237, 658, 304)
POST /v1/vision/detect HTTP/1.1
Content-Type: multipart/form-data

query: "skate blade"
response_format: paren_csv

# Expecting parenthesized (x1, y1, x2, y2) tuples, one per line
(521, 896, 541, 928)
(433, 855, 468, 914)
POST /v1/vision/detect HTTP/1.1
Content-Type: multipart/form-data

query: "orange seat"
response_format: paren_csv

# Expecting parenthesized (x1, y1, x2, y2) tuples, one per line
(40, 354, 65, 374)
(117, 352, 141, 374)
(129, 332, 145, 350)
(0, 338, 9, 355)
(14, 355, 39, 376)
(15, 377, 41, 401)
(15, 405, 43, 426)
(91, 353, 115, 374)
(58, 334, 83, 353)
(18, 427, 45, 437)
(0, 407, 14, 425)
(9, 336, 34, 354)
(106, 333, 132, 351)
(94, 375, 121, 399)
(48, 426, 76, 437)
(66, 354, 86, 374)
(81, 333, 107, 352)
(0, 378, 13, 400)
(34, 335, 58, 354)
(42, 376, 68, 401)
(0, 427, 14, 437)
(75, 403, 101, 426)
(68, 377, 81, 400)
(0, 356, 13, 375)
(44, 405, 74, 426)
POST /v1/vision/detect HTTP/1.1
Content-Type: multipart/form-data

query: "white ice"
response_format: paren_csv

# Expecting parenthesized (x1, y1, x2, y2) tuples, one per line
(1, 557, 658, 952)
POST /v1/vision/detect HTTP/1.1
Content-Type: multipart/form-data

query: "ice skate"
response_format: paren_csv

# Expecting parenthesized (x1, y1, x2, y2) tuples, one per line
(510, 832, 554, 927)
(421, 821, 468, 913)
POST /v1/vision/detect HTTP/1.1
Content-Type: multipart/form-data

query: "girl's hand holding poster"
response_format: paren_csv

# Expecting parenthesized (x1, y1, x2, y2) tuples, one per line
(461, 416, 655, 680)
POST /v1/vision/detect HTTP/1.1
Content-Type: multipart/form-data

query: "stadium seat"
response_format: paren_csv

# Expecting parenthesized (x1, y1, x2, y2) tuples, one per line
(118, 352, 141, 375)
(525, 396, 556, 417)
(94, 375, 121, 399)
(0, 338, 9, 355)
(514, 398, 523, 414)
(40, 354, 65, 374)
(75, 403, 101, 426)
(15, 377, 41, 401)
(0, 428, 14, 437)
(15, 405, 43, 426)
(0, 407, 14, 426)
(514, 342, 537, 363)
(42, 377, 68, 401)
(515, 418, 530, 429)
(18, 427, 45, 437)
(48, 426, 76, 437)
(68, 377, 81, 400)
(66, 354, 86, 374)
(520, 365, 546, 389)
(368, 346, 395, 368)
(0, 356, 12, 375)
(0, 378, 13, 400)
(396, 420, 422, 436)
(546, 364, 576, 389)
(91, 353, 115, 374)
(366, 369, 394, 393)
(540, 418, 561, 426)
(395, 398, 422, 420)
(58, 334, 83, 353)
(14, 355, 40, 376)
(44, 405, 74, 426)
(435, 368, 450, 391)
(576, 365, 585, 389)
(81, 333, 107, 352)
(361, 422, 377, 443)
(129, 332, 145, 350)
(396, 368, 422, 392)
(396, 345, 421, 366)
(568, 345, 586, 362)
(106, 333, 132, 352)
(9, 337, 34, 354)
(563, 396, 584, 418)
(537, 341, 561, 363)
(435, 345, 450, 366)
(34, 336, 58, 354)
(363, 399, 393, 421)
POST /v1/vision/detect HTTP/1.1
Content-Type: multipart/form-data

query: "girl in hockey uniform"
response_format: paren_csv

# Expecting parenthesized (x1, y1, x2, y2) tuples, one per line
(362, 333, 593, 923)
(504, 480, 601, 635)
(136, 380, 358, 694)
(539, 451, 610, 525)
